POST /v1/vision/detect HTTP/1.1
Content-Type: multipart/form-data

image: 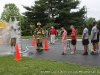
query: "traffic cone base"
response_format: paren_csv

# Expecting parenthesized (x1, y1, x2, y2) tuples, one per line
(14, 57, 22, 61)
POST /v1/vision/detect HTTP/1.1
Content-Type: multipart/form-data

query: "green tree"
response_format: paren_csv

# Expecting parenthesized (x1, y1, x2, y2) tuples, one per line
(1, 3, 26, 35)
(86, 17, 95, 26)
(1, 3, 22, 22)
(23, 0, 86, 30)
(97, 20, 100, 27)
(21, 16, 31, 36)
(86, 17, 96, 34)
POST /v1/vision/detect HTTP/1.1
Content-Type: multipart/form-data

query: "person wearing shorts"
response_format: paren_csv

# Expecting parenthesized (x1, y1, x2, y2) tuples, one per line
(96, 23, 100, 52)
(82, 24, 89, 55)
(61, 27, 67, 55)
(91, 22, 98, 55)
(10, 26, 17, 53)
(70, 25, 77, 54)
(11, 38, 16, 46)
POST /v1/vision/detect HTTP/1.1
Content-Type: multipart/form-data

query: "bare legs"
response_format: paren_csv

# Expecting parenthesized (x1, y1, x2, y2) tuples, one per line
(62, 42, 67, 53)
(11, 46, 15, 53)
(73, 45, 76, 53)
(84, 45, 88, 52)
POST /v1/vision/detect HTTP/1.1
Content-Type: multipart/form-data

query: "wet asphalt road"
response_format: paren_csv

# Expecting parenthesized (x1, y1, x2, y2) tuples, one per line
(22, 39, 100, 66)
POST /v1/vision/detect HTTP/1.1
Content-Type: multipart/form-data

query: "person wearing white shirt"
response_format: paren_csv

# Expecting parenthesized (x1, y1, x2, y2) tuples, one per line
(95, 23, 100, 52)
(90, 22, 98, 55)
(82, 24, 89, 55)
(10, 26, 17, 53)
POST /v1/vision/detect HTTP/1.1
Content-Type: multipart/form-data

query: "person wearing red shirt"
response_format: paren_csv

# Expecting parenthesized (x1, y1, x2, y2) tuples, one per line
(70, 25, 77, 54)
(49, 26, 56, 44)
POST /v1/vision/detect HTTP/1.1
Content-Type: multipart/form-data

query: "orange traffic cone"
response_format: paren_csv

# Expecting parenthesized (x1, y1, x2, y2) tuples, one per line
(14, 43, 22, 61)
(44, 38, 49, 51)
(32, 36, 35, 46)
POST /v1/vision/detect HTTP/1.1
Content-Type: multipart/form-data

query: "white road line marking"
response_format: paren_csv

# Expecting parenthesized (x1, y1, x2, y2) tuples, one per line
(21, 38, 59, 54)
(20, 46, 34, 54)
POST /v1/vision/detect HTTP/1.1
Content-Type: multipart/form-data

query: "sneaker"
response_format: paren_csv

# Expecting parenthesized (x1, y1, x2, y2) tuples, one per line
(36, 49, 39, 50)
(62, 52, 66, 55)
(71, 51, 75, 54)
(94, 50, 98, 54)
(90, 51, 96, 55)
(82, 52, 88, 55)
(96, 50, 100, 54)
(8, 52, 13, 55)
(50, 43, 52, 44)
(52, 43, 55, 45)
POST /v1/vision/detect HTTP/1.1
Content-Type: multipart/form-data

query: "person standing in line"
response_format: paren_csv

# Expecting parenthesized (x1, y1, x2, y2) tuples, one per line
(90, 22, 98, 55)
(61, 27, 67, 55)
(95, 22, 100, 52)
(10, 26, 17, 53)
(49, 26, 56, 44)
(70, 25, 77, 54)
(82, 24, 89, 55)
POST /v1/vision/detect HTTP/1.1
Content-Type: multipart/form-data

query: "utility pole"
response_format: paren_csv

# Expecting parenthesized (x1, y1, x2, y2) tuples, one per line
(85, 6, 88, 22)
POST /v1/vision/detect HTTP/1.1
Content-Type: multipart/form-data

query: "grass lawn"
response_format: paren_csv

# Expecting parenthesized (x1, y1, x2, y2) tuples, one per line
(21, 35, 88, 39)
(0, 56, 100, 75)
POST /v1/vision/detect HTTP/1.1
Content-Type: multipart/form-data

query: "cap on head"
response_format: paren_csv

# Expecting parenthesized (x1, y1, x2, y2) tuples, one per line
(51, 26, 54, 28)
(37, 22, 41, 26)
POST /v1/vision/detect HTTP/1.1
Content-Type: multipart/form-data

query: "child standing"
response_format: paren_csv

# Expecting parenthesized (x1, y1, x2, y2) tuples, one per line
(61, 27, 67, 55)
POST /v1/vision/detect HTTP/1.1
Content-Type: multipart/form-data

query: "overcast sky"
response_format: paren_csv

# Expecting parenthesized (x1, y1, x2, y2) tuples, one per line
(0, 0, 100, 20)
